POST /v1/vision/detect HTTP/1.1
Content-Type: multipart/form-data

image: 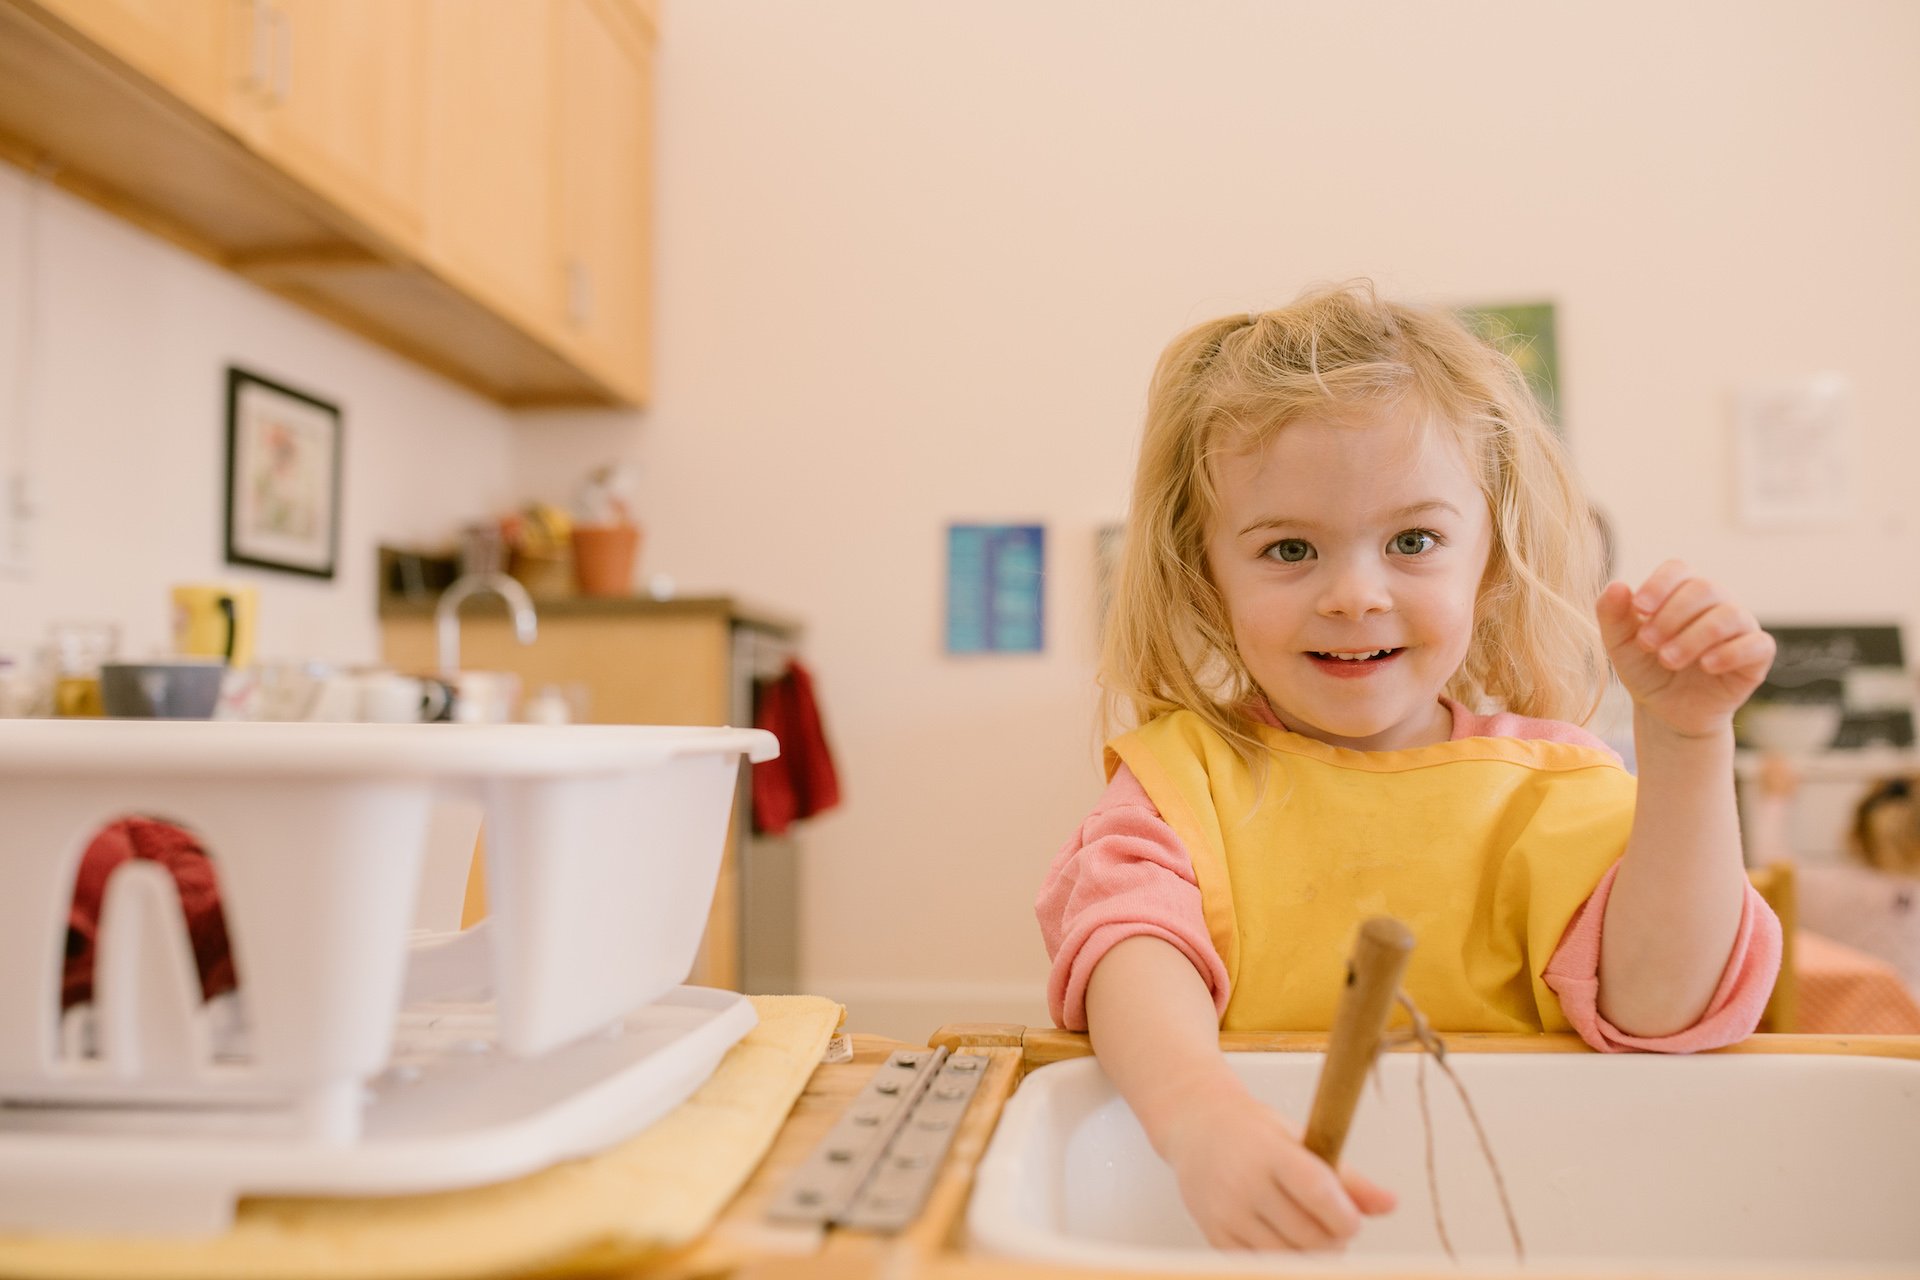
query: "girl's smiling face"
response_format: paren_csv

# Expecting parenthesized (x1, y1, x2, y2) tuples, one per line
(1205, 410, 1493, 752)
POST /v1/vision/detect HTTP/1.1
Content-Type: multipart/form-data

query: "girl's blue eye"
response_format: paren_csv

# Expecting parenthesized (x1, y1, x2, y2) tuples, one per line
(1265, 539, 1313, 563)
(1392, 529, 1438, 556)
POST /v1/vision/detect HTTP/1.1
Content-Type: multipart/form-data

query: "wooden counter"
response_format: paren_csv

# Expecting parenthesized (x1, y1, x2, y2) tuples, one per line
(618, 1032, 1020, 1280)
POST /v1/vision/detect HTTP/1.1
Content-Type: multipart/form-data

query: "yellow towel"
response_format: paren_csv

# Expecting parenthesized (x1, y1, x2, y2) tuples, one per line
(0, 995, 843, 1280)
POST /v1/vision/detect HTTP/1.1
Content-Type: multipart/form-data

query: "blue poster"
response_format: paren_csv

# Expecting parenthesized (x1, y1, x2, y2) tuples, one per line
(946, 524, 1044, 654)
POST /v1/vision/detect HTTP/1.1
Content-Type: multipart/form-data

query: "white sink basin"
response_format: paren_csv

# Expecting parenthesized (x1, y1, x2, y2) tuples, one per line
(968, 1049, 1920, 1275)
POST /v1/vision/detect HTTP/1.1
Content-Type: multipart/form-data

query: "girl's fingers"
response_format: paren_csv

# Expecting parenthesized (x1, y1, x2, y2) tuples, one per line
(1273, 1153, 1363, 1241)
(1699, 629, 1777, 679)
(1637, 576, 1724, 653)
(1595, 581, 1640, 650)
(1628, 559, 1693, 619)
(1341, 1167, 1399, 1216)
(1217, 1217, 1278, 1253)
(1254, 1181, 1341, 1251)
(1649, 602, 1753, 670)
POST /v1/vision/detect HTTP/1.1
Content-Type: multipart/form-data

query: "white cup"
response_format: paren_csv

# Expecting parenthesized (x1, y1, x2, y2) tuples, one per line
(308, 672, 450, 723)
(450, 670, 520, 724)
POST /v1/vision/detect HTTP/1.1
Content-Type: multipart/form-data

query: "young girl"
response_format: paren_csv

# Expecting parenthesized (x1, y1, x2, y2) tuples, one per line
(1037, 283, 1782, 1254)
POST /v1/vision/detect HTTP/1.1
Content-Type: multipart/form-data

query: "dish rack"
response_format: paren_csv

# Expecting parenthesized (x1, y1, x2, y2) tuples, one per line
(0, 719, 777, 1236)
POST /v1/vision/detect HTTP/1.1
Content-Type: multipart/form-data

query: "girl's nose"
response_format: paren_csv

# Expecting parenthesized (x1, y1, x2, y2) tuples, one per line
(1316, 559, 1393, 618)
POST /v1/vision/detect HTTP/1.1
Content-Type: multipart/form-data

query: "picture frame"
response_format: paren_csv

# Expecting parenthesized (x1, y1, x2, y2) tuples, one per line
(1732, 375, 1855, 529)
(1458, 301, 1561, 431)
(224, 366, 342, 579)
(1742, 623, 1914, 751)
(945, 523, 1045, 654)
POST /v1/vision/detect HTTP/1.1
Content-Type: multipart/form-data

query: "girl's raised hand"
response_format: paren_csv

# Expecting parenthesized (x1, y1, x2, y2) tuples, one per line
(1596, 560, 1776, 739)
(1160, 1089, 1394, 1252)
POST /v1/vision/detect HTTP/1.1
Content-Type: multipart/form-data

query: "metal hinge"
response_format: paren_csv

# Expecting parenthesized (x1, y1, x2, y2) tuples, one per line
(765, 1046, 987, 1233)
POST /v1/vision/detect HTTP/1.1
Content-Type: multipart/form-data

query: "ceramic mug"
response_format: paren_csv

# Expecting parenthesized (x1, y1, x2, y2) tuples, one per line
(172, 584, 258, 667)
(307, 672, 451, 724)
(449, 670, 520, 724)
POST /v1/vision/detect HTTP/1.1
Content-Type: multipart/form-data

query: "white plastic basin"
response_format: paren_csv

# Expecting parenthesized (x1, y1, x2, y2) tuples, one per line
(969, 1049, 1920, 1275)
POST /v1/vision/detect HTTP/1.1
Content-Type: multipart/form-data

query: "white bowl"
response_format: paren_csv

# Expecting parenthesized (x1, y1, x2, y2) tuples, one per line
(1740, 701, 1843, 753)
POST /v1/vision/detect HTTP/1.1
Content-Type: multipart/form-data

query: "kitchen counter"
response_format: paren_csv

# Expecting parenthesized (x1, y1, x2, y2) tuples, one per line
(378, 591, 802, 639)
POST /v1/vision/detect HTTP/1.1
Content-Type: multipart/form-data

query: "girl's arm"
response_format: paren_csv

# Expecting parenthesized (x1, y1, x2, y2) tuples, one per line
(1594, 562, 1777, 1036)
(1086, 935, 1394, 1250)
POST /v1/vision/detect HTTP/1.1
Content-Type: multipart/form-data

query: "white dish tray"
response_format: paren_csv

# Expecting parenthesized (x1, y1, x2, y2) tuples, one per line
(0, 720, 778, 1235)
(2, 985, 757, 1236)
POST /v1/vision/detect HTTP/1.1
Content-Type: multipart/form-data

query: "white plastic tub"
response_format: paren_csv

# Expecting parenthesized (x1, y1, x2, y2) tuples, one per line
(0, 719, 776, 1234)
(969, 1049, 1920, 1275)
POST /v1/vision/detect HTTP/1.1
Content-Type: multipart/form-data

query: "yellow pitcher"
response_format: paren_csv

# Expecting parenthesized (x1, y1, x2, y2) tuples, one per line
(171, 584, 257, 667)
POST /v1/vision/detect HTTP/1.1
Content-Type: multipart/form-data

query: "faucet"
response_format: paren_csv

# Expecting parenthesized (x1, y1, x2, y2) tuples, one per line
(435, 572, 538, 678)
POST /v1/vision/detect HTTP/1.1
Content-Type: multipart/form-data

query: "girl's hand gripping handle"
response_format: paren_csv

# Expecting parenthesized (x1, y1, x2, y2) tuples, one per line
(1088, 935, 1395, 1252)
(1304, 917, 1417, 1165)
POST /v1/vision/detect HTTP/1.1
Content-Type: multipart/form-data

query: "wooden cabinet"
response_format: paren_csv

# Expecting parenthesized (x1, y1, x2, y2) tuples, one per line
(26, 0, 230, 120)
(224, 0, 429, 247)
(0, 0, 655, 406)
(422, 0, 557, 330)
(379, 597, 802, 993)
(555, 0, 652, 400)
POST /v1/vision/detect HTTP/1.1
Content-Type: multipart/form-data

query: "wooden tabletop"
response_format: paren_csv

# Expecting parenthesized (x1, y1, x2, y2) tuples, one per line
(608, 1033, 1020, 1280)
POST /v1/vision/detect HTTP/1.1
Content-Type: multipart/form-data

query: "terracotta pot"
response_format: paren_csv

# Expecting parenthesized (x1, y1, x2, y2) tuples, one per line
(571, 523, 641, 597)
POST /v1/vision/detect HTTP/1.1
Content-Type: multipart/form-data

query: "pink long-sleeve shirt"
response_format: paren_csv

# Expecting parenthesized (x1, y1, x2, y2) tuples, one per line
(1037, 699, 1780, 1053)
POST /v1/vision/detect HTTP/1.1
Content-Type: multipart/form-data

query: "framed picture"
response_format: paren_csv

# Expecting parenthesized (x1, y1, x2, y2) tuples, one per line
(224, 367, 342, 579)
(1743, 623, 1914, 750)
(1732, 375, 1855, 529)
(945, 523, 1045, 654)
(1459, 301, 1561, 431)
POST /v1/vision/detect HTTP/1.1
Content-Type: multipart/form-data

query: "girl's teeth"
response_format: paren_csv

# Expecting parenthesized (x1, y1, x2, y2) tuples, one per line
(1324, 649, 1388, 661)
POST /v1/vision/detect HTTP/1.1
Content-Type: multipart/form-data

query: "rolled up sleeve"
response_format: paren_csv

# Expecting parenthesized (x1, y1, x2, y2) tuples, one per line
(1036, 767, 1229, 1031)
(1544, 862, 1782, 1053)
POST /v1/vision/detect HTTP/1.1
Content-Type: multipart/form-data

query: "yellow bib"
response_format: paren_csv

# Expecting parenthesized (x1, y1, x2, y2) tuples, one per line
(1107, 711, 1636, 1033)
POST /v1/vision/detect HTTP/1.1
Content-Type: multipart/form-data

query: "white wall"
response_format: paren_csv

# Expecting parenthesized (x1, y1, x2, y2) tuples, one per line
(514, 0, 1920, 1041)
(0, 167, 520, 666)
(8, 3, 1913, 1046)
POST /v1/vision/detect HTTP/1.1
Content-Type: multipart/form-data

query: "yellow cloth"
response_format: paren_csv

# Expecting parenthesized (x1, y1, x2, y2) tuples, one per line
(1108, 711, 1636, 1033)
(0, 995, 843, 1280)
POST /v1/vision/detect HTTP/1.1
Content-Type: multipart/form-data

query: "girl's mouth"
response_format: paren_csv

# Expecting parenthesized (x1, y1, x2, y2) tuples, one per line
(1306, 648, 1404, 677)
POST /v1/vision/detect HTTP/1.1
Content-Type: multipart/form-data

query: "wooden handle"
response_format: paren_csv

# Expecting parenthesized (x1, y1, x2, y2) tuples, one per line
(1302, 917, 1415, 1167)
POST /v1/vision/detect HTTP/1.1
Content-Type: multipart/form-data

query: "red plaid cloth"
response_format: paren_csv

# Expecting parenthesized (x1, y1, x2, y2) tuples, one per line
(64, 818, 237, 1009)
(752, 660, 841, 836)
(1795, 930, 1920, 1034)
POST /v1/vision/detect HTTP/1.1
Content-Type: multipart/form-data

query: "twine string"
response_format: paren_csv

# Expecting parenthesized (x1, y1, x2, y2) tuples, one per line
(1372, 991, 1525, 1265)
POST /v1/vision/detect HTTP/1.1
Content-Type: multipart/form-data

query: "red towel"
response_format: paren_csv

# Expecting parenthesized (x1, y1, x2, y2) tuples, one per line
(64, 818, 237, 1009)
(752, 659, 841, 835)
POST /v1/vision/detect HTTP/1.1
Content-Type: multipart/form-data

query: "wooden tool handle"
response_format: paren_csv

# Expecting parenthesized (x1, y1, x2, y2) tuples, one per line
(1302, 917, 1415, 1167)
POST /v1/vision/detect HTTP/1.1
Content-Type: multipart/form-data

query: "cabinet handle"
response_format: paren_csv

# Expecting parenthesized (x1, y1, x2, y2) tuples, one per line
(270, 6, 291, 105)
(567, 260, 594, 328)
(239, 0, 269, 97)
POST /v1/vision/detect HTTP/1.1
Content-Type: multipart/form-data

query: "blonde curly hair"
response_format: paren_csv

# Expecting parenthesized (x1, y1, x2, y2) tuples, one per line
(1101, 281, 1608, 758)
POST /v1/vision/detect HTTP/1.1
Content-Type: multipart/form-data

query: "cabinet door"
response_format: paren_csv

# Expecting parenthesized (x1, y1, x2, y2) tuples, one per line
(231, 0, 427, 243)
(555, 0, 652, 402)
(30, 0, 230, 120)
(422, 0, 556, 327)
